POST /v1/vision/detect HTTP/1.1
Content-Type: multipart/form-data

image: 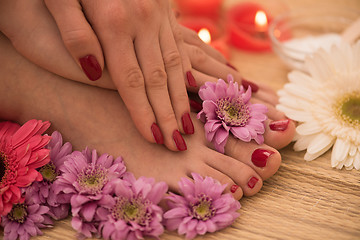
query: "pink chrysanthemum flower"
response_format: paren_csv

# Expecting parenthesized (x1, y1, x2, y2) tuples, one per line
(97, 172, 168, 240)
(197, 75, 268, 153)
(27, 131, 72, 220)
(0, 120, 51, 218)
(55, 148, 126, 238)
(1, 190, 52, 240)
(163, 173, 241, 240)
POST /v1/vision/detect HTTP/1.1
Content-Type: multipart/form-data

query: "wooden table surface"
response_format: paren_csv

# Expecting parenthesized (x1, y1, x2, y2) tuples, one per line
(25, 0, 360, 239)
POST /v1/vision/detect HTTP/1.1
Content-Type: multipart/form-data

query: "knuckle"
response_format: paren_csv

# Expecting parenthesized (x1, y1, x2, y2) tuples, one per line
(125, 68, 145, 89)
(172, 25, 183, 43)
(163, 51, 181, 69)
(62, 28, 93, 50)
(146, 68, 167, 89)
(173, 91, 189, 104)
(191, 46, 207, 65)
(218, 174, 233, 186)
(159, 110, 176, 123)
(101, 4, 128, 28)
(189, 29, 203, 44)
(135, 0, 154, 20)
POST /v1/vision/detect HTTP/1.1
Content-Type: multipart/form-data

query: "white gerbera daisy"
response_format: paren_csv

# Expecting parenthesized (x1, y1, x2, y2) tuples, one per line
(277, 40, 360, 170)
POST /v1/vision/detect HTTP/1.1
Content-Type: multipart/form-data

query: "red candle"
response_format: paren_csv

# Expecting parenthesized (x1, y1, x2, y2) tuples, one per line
(180, 17, 220, 39)
(173, 0, 224, 20)
(226, 2, 273, 52)
(210, 37, 230, 60)
(180, 18, 230, 59)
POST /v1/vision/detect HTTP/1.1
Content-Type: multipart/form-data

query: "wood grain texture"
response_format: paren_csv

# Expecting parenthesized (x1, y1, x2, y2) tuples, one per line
(6, 0, 360, 239)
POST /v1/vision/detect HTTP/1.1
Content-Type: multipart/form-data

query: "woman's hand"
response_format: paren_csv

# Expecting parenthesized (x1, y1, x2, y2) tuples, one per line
(44, 0, 197, 151)
(1, 0, 195, 151)
(0, 0, 282, 149)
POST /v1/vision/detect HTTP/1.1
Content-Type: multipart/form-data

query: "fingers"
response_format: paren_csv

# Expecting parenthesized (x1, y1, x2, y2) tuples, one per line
(44, 0, 104, 81)
(180, 25, 227, 64)
(134, 30, 186, 151)
(80, 0, 193, 151)
(103, 36, 165, 147)
(159, 20, 194, 135)
(167, 11, 198, 89)
(185, 43, 239, 80)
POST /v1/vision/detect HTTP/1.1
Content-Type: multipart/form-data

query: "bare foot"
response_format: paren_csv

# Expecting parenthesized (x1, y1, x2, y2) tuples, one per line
(0, 33, 295, 200)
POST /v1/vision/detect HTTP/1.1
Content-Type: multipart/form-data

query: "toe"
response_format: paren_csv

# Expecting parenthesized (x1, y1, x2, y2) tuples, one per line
(203, 152, 263, 197)
(189, 160, 244, 200)
(264, 118, 296, 149)
(202, 166, 245, 200)
(225, 136, 281, 180)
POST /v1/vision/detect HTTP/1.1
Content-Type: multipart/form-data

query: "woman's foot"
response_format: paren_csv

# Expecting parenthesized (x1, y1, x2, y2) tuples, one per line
(0, 33, 295, 200)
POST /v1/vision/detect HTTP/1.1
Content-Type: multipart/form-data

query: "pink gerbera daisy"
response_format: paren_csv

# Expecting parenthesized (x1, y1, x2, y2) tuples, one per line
(97, 172, 168, 240)
(54, 148, 126, 238)
(0, 120, 51, 218)
(197, 75, 268, 153)
(163, 173, 241, 240)
(27, 131, 73, 220)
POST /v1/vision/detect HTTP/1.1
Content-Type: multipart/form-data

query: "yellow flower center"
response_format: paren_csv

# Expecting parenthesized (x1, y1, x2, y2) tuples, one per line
(111, 196, 151, 225)
(8, 203, 28, 223)
(77, 165, 108, 194)
(39, 163, 58, 182)
(191, 193, 216, 221)
(216, 97, 250, 126)
(335, 92, 360, 129)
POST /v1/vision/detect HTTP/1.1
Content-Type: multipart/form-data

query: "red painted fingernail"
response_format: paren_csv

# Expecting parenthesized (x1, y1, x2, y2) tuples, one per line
(269, 119, 290, 131)
(251, 149, 275, 168)
(247, 177, 259, 189)
(181, 112, 194, 134)
(173, 130, 187, 151)
(186, 71, 197, 87)
(151, 123, 164, 144)
(226, 62, 238, 71)
(189, 99, 203, 112)
(79, 55, 102, 81)
(242, 79, 259, 93)
(230, 184, 239, 193)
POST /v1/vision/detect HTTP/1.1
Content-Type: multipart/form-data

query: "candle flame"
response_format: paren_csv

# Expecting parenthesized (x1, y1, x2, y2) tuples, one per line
(198, 28, 211, 44)
(255, 10, 268, 28)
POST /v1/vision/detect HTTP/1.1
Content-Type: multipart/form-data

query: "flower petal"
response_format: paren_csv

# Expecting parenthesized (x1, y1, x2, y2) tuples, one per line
(331, 138, 351, 168)
(231, 127, 251, 142)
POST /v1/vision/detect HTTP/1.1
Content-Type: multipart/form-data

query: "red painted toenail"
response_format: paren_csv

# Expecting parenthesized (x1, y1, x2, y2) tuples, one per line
(230, 184, 239, 193)
(173, 130, 187, 151)
(269, 119, 290, 131)
(251, 149, 275, 168)
(247, 177, 259, 189)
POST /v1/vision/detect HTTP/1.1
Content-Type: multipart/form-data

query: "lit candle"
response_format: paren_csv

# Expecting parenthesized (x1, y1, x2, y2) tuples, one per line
(255, 10, 268, 36)
(198, 28, 212, 44)
(180, 17, 219, 39)
(226, 2, 272, 52)
(173, 0, 224, 20)
(197, 28, 230, 59)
